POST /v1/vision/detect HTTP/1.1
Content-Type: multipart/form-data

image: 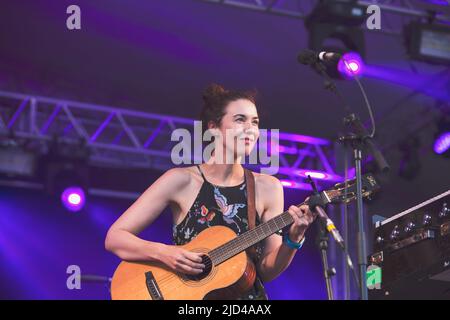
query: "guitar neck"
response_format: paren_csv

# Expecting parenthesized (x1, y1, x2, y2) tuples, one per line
(209, 203, 304, 265)
(206, 173, 378, 266)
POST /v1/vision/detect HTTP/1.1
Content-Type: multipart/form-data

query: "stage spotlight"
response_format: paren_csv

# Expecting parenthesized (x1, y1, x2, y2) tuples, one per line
(61, 186, 86, 212)
(404, 22, 450, 65)
(305, 0, 366, 79)
(434, 116, 450, 157)
(46, 164, 89, 211)
(40, 139, 90, 210)
(434, 133, 450, 155)
(338, 51, 365, 77)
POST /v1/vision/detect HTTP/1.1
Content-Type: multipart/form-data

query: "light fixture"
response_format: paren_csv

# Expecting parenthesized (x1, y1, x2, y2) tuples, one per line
(338, 51, 365, 78)
(434, 116, 450, 157)
(61, 186, 86, 212)
(404, 22, 450, 65)
(40, 138, 90, 210)
(0, 139, 36, 177)
(305, 0, 366, 79)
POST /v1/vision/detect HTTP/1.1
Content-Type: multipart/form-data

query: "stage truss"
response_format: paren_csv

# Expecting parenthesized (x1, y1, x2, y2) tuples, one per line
(0, 90, 344, 191)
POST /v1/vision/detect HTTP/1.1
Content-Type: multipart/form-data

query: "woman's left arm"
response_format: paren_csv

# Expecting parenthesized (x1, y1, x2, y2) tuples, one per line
(255, 175, 316, 283)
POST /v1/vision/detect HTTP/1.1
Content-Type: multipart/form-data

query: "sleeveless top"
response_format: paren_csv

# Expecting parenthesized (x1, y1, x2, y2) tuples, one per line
(172, 165, 268, 300)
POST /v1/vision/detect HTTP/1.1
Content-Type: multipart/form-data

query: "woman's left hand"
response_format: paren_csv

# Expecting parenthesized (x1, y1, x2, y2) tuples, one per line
(286, 202, 317, 243)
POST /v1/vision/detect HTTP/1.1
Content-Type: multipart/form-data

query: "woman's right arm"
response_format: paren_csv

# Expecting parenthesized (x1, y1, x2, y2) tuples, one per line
(105, 167, 205, 275)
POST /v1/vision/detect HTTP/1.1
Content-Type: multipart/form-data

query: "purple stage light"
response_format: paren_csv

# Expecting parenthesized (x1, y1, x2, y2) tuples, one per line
(276, 167, 344, 182)
(61, 187, 86, 212)
(280, 180, 313, 190)
(338, 52, 364, 78)
(423, 0, 448, 5)
(304, 171, 327, 180)
(278, 132, 330, 145)
(434, 132, 450, 155)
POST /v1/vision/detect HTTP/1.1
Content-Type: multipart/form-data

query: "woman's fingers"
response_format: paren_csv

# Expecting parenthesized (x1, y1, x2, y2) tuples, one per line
(184, 250, 204, 263)
(289, 205, 302, 217)
(289, 205, 315, 227)
(178, 251, 206, 274)
(178, 263, 203, 275)
(175, 258, 204, 274)
(299, 204, 316, 224)
(289, 205, 305, 224)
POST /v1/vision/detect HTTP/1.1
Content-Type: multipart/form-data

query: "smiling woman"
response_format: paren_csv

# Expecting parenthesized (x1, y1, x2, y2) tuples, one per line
(105, 83, 316, 300)
(198, 83, 260, 164)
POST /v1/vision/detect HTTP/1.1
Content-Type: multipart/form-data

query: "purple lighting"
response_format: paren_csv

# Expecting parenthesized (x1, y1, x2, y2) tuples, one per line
(434, 132, 450, 154)
(278, 168, 344, 182)
(338, 52, 364, 78)
(280, 180, 313, 190)
(422, 0, 449, 5)
(61, 187, 86, 212)
(304, 171, 326, 180)
(277, 132, 329, 145)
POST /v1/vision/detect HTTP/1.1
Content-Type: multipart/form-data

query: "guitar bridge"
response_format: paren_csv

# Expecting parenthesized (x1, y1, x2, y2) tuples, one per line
(145, 271, 164, 300)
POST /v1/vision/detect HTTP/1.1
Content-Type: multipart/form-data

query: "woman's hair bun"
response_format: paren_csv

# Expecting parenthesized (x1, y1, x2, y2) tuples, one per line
(202, 83, 228, 103)
(199, 83, 257, 134)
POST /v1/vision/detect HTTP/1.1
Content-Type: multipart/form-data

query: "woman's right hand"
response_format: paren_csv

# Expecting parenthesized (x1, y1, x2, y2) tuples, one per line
(159, 245, 206, 275)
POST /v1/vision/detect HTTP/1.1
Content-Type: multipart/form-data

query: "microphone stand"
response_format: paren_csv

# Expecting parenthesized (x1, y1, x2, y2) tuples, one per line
(308, 60, 388, 300)
(339, 130, 368, 300)
(306, 170, 361, 300)
(307, 175, 338, 300)
(316, 220, 336, 300)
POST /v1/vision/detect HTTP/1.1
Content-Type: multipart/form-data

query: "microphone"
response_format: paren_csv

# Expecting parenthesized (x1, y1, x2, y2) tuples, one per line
(306, 175, 345, 250)
(297, 49, 342, 65)
(314, 206, 345, 250)
(80, 275, 112, 283)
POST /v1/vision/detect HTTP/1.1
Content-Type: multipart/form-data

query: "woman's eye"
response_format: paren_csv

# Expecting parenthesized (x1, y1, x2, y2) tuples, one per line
(236, 118, 244, 123)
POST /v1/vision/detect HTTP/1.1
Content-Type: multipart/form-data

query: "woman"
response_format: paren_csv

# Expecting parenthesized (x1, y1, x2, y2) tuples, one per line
(105, 84, 316, 300)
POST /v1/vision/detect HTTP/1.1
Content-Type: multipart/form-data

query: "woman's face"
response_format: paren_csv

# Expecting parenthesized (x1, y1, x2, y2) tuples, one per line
(209, 99, 260, 160)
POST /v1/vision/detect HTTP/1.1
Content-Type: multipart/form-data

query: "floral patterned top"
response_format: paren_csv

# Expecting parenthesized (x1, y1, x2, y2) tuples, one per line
(172, 165, 268, 300)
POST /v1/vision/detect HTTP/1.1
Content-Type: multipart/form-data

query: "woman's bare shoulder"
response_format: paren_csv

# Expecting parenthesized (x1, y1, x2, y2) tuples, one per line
(160, 166, 202, 189)
(253, 171, 283, 193)
(253, 171, 284, 216)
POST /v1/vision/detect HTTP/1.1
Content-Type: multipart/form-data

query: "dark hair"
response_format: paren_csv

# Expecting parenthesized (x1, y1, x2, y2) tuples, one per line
(199, 83, 257, 134)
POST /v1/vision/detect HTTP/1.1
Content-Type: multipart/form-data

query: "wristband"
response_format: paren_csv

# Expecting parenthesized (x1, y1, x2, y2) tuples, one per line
(283, 232, 306, 250)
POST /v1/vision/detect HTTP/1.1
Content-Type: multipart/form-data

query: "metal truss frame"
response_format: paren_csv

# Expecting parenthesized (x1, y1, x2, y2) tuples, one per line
(199, 0, 450, 36)
(0, 90, 343, 190)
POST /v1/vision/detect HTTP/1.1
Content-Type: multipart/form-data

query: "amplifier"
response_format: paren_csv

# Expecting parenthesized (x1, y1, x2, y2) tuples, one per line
(368, 190, 450, 300)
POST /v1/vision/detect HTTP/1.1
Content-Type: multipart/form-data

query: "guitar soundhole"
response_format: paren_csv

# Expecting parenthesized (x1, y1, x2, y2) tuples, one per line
(182, 254, 212, 282)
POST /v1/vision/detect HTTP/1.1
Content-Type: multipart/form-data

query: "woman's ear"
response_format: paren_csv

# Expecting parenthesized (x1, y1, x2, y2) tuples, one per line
(207, 121, 220, 136)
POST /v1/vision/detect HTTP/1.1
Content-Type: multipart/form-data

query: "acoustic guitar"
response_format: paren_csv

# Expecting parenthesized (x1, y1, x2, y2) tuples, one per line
(111, 174, 379, 300)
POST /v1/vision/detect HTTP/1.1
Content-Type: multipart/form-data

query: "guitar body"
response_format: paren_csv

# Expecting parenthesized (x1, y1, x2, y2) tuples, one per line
(111, 226, 257, 300)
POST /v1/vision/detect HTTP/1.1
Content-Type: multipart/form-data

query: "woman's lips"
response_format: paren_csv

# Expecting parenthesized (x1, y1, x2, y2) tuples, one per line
(237, 137, 254, 145)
